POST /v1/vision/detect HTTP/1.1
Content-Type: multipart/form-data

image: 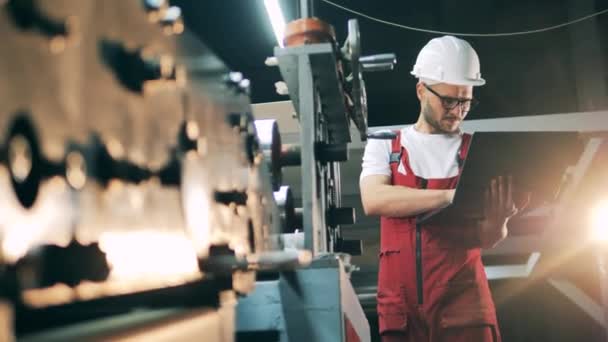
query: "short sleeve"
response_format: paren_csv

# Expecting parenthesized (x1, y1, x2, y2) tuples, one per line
(360, 137, 392, 181)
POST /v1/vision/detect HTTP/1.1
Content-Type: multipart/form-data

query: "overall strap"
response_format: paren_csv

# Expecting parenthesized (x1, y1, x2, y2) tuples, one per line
(457, 133, 473, 170)
(389, 130, 402, 164)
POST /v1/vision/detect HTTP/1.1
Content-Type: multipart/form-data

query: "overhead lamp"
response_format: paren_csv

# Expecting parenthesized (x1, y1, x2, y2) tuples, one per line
(264, 0, 286, 47)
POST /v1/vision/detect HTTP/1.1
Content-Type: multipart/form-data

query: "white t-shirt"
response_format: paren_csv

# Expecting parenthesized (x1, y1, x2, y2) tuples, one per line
(360, 125, 463, 181)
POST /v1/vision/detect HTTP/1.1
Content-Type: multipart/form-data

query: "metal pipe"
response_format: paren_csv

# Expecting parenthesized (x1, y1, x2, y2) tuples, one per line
(300, 0, 314, 18)
(247, 249, 312, 270)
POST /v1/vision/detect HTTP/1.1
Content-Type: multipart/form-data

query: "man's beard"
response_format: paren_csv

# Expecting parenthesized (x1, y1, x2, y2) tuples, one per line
(421, 100, 450, 134)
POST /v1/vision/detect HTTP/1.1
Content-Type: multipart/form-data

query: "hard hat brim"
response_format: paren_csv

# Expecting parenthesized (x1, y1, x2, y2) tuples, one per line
(411, 72, 486, 87)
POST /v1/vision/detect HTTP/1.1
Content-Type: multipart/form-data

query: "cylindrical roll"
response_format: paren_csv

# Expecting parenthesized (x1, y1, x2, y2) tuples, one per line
(273, 185, 297, 233)
(254, 119, 282, 191)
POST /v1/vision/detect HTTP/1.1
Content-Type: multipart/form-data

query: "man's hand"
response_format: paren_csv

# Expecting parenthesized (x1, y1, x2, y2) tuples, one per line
(478, 176, 527, 248)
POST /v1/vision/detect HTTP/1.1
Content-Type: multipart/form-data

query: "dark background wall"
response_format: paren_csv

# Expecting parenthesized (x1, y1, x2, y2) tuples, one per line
(175, 0, 608, 126)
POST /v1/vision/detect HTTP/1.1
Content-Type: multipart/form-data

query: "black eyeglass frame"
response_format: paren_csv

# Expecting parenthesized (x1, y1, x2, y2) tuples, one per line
(423, 83, 479, 112)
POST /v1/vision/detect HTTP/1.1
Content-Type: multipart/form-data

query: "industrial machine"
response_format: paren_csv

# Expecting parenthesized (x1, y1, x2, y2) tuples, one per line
(236, 1, 396, 341)
(0, 0, 310, 340)
(0, 0, 384, 340)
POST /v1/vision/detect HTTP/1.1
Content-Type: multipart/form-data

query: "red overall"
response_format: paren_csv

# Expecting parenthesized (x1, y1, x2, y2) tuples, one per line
(377, 132, 500, 342)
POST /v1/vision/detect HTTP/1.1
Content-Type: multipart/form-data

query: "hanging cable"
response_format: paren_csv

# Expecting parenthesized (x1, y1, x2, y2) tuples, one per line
(320, 0, 608, 37)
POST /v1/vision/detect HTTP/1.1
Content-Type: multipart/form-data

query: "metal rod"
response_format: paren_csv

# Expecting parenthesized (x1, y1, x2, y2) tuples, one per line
(300, 0, 314, 18)
(299, 54, 317, 253)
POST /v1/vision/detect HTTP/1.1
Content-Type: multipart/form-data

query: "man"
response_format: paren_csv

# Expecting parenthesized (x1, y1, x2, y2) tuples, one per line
(360, 36, 520, 341)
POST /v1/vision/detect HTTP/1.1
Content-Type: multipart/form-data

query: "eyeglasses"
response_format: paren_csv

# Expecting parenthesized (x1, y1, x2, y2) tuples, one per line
(423, 84, 479, 112)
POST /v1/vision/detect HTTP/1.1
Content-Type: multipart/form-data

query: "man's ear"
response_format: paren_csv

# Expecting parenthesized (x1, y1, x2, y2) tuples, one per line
(416, 82, 425, 101)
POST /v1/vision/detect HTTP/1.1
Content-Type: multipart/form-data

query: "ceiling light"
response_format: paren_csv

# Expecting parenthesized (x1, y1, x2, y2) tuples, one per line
(264, 0, 286, 47)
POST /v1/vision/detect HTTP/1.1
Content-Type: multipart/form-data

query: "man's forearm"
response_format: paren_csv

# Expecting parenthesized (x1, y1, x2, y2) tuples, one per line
(361, 183, 451, 218)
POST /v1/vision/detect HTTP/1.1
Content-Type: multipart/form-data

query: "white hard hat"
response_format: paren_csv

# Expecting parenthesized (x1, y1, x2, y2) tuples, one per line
(411, 35, 485, 86)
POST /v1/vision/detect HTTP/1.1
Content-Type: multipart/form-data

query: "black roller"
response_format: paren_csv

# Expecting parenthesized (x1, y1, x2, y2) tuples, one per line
(315, 143, 348, 163)
(273, 186, 297, 233)
(326, 206, 356, 227)
(280, 144, 301, 167)
(294, 207, 304, 231)
(335, 239, 363, 256)
(254, 119, 282, 191)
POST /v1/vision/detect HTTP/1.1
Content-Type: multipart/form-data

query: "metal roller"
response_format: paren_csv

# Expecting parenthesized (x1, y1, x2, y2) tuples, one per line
(280, 143, 301, 167)
(273, 185, 297, 233)
(254, 119, 282, 191)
